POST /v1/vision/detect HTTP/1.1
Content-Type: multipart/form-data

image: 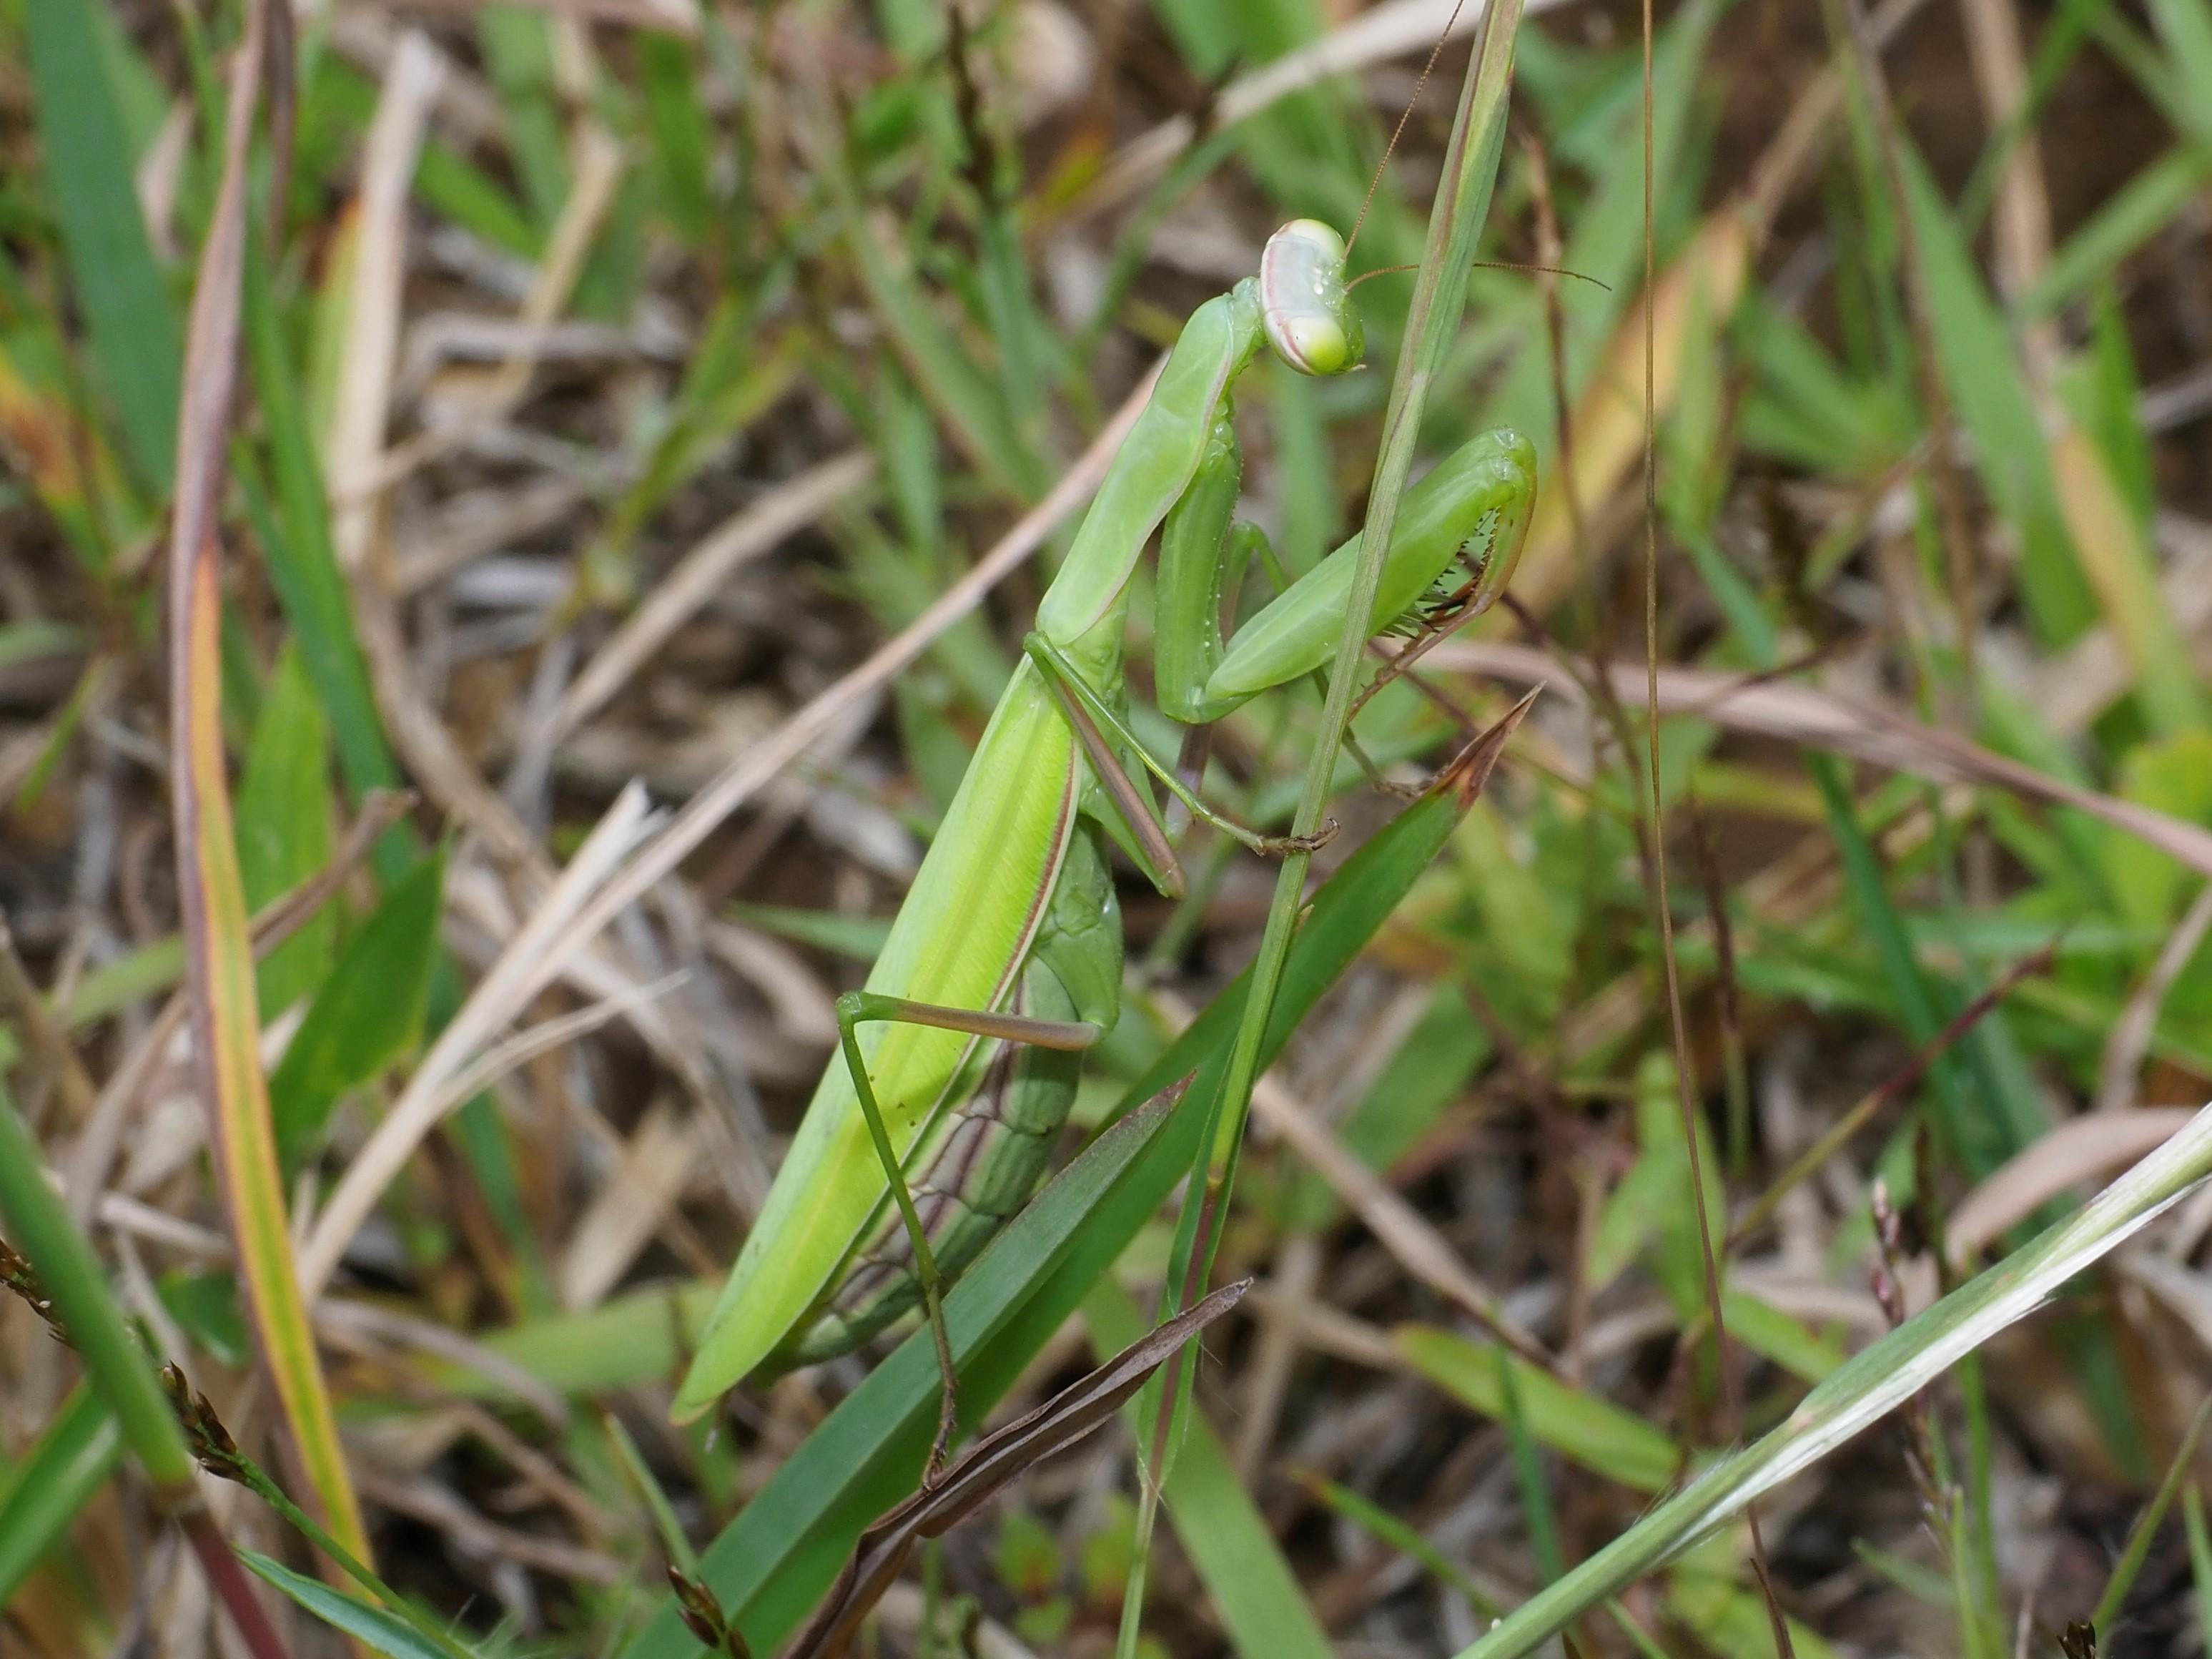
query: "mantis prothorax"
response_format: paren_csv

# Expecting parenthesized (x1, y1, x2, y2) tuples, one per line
(671, 218, 1537, 1461)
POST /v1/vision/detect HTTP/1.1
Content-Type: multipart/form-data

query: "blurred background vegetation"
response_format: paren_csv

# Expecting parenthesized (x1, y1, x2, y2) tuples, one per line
(4, 0, 2212, 1653)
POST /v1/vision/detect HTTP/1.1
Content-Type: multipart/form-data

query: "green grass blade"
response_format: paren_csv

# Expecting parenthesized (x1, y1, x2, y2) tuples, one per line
(1807, 757, 2013, 1174)
(1896, 141, 2095, 645)
(2025, 149, 2211, 317)
(638, 31, 713, 243)
(167, 14, 369, 1565)
(604, 1410, 701, 1579)
(1290, 1469, 1497, 1614)
(234, 646, 339, 1016)
(2090, 1397, 2212, 1633)
(1398, 1328, 1678, 1494)
(822, 162, 1046, 501)
(240, 1550, 476, 1659)
(1085, 1279, 1335, 1659)
(1484, 0, 1724, 436)
(2050, 423, 2209, 739)
(240, 256, 406, 817)
(2143, 0, 2212, 145)
(23, 0, 181, 491)
(477, 8, 570, 231)
(270, 847, 445, 1163)
(0, 1080, 197, 1495)
(1495, 1341, 1566, 1584)
(0, 1386, 123, 1608)
(2183, 1483, 2212, 1653)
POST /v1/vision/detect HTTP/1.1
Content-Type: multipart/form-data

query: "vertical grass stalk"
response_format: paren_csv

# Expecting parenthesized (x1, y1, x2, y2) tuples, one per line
(1120, 3, 1528, 1648)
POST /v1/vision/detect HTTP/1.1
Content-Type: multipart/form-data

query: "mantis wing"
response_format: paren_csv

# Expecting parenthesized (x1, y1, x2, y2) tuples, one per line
(673, 671, 1082, 1420)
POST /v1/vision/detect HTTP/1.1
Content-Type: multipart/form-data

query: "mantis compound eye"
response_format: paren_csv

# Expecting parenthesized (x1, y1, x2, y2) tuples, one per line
(1260, 218, 1366, 377)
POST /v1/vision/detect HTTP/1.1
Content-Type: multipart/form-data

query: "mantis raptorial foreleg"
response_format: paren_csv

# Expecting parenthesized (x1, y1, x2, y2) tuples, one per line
(834, 990, 1100, 1482)
(1022, 634, 1338, 865)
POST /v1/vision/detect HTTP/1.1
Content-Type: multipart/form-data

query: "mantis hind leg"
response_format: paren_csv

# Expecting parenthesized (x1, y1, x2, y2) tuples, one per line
(835, 989, 1099, 1483)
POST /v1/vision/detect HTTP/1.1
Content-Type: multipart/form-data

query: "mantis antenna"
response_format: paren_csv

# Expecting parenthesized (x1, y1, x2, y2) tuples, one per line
(1345, 0, 1475, 257)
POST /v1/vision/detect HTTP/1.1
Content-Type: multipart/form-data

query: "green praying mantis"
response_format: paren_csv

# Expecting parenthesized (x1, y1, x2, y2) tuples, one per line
(669, 216, 1538, 1444)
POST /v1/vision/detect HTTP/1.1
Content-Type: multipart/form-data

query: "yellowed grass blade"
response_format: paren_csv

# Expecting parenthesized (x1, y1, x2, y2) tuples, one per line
(166, 0, 369, 1565)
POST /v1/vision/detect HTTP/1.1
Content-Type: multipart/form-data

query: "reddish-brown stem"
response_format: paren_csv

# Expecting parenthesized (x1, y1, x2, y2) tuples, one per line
(179, 1506, 294, 1659)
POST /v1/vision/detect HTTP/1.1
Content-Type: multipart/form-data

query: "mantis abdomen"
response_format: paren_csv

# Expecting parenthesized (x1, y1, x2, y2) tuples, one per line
(786, 827, 1123, 1364)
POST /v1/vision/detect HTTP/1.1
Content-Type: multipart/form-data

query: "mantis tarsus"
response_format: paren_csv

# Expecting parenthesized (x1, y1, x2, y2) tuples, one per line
(671, 217, 1538, 1453)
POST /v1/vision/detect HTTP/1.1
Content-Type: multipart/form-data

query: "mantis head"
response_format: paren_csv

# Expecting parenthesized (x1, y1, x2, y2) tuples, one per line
(1258, 219, 1365, 378)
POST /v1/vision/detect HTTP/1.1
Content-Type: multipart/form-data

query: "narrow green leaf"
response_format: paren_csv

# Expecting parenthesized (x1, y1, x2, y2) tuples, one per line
(2091, 1397, 2212, 1633)
(167, 19, 370, 1560)
(1290, 1468, 1496, 1614)
(1399, 1326, 1679, 1494)
(1897, 142, 2095, 645)
(478, 9, 570, 230)
(241, 258, 406, 819)
(1808, 757, 2023, 1176)
(12, 655, 112, 816)
(1722, 1289, 1847, 1384)
(0, 619, 86, 674)
(2027, 149, 2211, 317)
(2049, 422, 2208, 737)
(234, 647, 338, 1016)
(1667, 1556, 1837, 1659)
(0, 1386, 123, 1607)
(270, 847, 445, 1163)
(814, 134, 1046, 501)
(23, 0, 181, 489)
(604, 1411, 700, 1579)
(0, 1079, 197, 1493)
(239, 1550, 474, 1659)
(2143, 0, 2212, 144)
(2183, 1485, 2212, 1654)
(154, 1271, 252, 1367)
(1496, 1341, 1565, 1584)
(1483, 0, 1724, 438)
(1457, 1101, 2212, 1658)
(2102, 734, 2212, 930)
(1282, 979, 1489, 1231)
(638, 31, 713, 241)
(726, 902, 895, 963)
